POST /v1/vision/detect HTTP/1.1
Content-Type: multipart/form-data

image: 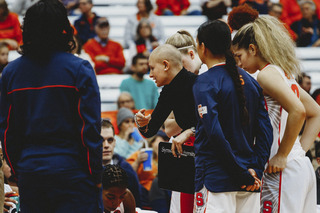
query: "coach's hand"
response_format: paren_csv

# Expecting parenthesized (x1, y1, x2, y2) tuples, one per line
(265, 153, 287, 174)
(171, 129, 193, 157)
(135, 109, 151, 128)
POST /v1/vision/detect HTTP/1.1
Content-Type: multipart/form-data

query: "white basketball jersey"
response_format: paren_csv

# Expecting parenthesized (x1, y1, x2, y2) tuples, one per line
(110, 202, 124, 213)
(259, 65, 305, 162)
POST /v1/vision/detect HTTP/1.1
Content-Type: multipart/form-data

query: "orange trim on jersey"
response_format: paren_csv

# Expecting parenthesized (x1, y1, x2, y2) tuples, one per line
(261, 63, 270, 71)
(7, 85, 79, 94)
(3, 105, 16, 176)
(78, 98, 92, 175)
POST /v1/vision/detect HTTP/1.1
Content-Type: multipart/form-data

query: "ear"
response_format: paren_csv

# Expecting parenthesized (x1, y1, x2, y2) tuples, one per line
(248, 44, 258, 56)
(199, 42, 206, 56)
(163, 60, 170, 71)
(189, 50, 195, 60)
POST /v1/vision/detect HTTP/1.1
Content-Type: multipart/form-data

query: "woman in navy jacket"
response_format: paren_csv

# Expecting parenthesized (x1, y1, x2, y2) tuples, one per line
(193, 20, 273, 212)
(0, 0, 103, 212)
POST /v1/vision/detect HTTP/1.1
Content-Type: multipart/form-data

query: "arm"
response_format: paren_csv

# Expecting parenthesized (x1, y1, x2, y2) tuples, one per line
(123, 189, 136, 213)
(193, 81, 255, 186)
(107, 44, 126, 69)
(164, 112, 182, 137)
(250, 80, 273, 179)
(76, 61, 103, 184)
(0, 71, 20, 178)
(128, 151, 148, 172)
(135, 89, 173, 138)
(299, 88, 320, 151)
(257, 68, 306, 174)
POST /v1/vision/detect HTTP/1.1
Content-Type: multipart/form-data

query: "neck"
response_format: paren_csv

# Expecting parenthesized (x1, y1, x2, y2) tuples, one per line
(132, 73, 144, 81)
(166, 66, 182, 85)
(139, 11, 149, 18)
(257, 58, 269, 71)
(205, 57, 226, 68)
(85, 11, 93, 19)
(102, 160, 111, 167)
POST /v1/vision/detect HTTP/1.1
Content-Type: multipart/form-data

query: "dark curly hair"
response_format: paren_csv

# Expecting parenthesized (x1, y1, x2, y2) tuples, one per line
(21, 0, 76, 61)
(102, 165, 128, 190)
(227, 4, 259, 31)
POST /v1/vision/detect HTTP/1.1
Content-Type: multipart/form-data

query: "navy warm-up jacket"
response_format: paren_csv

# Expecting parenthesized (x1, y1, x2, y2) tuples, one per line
(0, 52, 103, 184)
(193, 64, 273, 192)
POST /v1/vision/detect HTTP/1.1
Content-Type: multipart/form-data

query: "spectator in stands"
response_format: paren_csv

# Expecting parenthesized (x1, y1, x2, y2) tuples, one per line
(201, 0, 231, 21)
(291, 0, 320, 47)
(9, 0, 39, 16)
(268, 3, 297, 41)
(83, 17, 126, 74)
(101, 119, 142, 208)
(280, 0, 304, 28)
(0, 42, 9, 74)
(298, 72, 312, 94)
(61, 0, 79, 15)
(312, 88, 320, 106)
(114, 108, 143, 159)
(123, 0, 164, 49)
(127, 130, 169, 191)
(129, 19, 159, 61)
(120, 54, 159, 110)
(227, 3, 259, 35)
(117, 92, 136, 110)
(0, 0, 22, 50)
(238, 0, 269, 14)
(155, 0, 201, 16)
(102, 165, 136, 213)
(74, 0, 100, 45)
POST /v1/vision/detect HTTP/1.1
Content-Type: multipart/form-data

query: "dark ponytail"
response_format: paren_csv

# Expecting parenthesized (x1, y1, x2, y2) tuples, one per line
(197, 20, 249, 125)
(225, 50, 249, 125)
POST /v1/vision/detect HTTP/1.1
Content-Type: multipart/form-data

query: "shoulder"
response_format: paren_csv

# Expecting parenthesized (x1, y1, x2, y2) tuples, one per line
(109, 40, 123, 48)
(123, 189, 136, 213)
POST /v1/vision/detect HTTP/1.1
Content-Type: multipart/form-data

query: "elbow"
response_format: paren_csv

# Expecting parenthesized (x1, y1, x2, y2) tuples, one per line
(296, 104, 306, 122)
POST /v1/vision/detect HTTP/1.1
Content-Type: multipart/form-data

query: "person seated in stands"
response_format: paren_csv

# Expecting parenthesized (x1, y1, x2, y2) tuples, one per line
(9, 0, 39, 16)
(61, 0, 79, 15)
(127, 130, 169, 192)
(0, 42, 9, 74)
(114, 108, 143, 159)
(268, 3, 297, 41)
(120, 54, 159, 110)
(201, 0, 231, 21)
(155, 0, 201, 15)
(238, 0, 269, 14)
(291, 0, 320, 47)
(227, 3, 259, 37)
(297, 72, 312, 94)
(117, 92, 136, 110)
(129, 19, 159, 63)
(83, 17, 126, 75)
(0, 0, 22, 50)
(123, 0, 164, 49)
(74, 0, 100, 45)
(101, 119, 142, 208)
(102, 165, 136, 213)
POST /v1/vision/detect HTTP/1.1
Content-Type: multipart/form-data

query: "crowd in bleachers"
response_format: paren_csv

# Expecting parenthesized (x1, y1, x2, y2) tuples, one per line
(1, 0, 320, 212)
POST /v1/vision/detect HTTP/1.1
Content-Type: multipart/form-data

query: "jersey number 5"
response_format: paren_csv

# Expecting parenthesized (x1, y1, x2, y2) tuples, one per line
(291, 84, 299, 98)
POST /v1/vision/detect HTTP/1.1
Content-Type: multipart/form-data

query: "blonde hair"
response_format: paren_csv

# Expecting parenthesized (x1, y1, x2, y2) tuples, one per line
(165, 30, 197, 55)
(233, 16, 300, 77)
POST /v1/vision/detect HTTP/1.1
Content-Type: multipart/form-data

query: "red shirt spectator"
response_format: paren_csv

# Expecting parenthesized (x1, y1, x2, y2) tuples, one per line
(155, 0, 190, 15)
(83, 17, 125, 74)
(280, 0, 302, 27)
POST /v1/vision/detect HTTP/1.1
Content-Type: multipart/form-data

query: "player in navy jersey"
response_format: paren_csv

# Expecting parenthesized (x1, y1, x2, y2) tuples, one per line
(193, 20, 273, 212)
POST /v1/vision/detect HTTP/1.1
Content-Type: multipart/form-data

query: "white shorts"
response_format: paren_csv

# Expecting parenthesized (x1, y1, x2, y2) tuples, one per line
(194, 186, 260, 213)
(261, 156, 316, 213)
(170, 191, 194, 213)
